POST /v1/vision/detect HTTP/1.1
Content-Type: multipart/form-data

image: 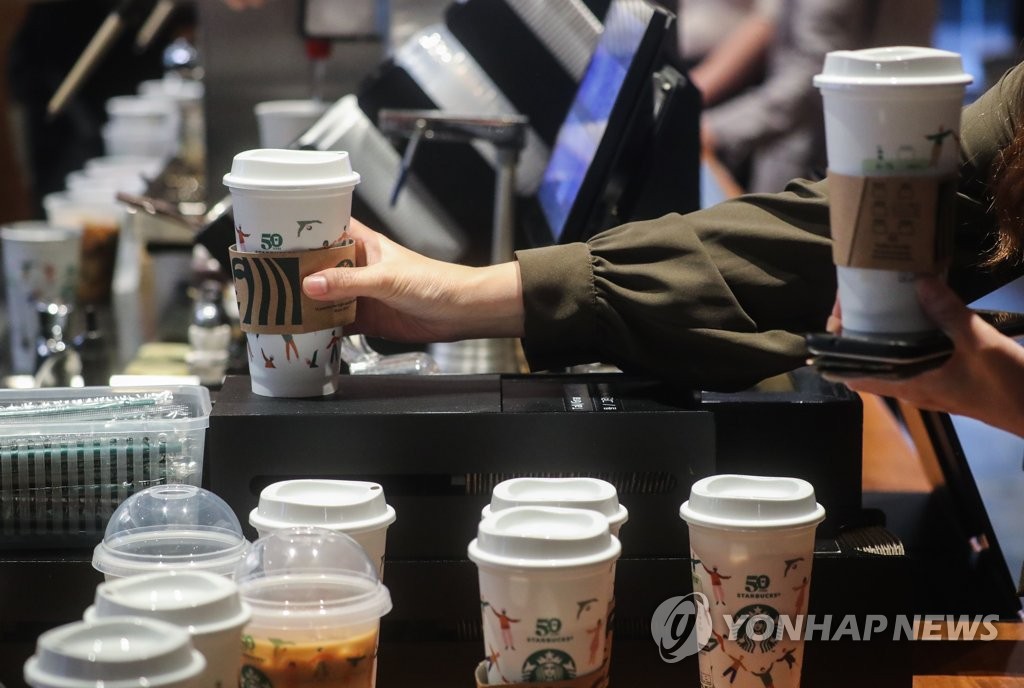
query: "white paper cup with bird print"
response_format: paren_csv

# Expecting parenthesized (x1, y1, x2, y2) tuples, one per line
(680, 475, 825, 688)
(223, 148, 360, 397)
(468, 506, 621, 684)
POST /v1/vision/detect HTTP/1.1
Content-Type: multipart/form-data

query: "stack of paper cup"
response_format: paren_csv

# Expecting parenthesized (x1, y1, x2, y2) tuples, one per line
(482, 477, 628, 537)
(680, 475, 825, 688)
(24, 617, 206, 688)
(469, 506, 621, 684)
(103, 94, 179, 159)
(813, 46, 972, 337)
(248, 479, 396, 577)
(223, 148, 360, 398)
(85, 571, 251, 688)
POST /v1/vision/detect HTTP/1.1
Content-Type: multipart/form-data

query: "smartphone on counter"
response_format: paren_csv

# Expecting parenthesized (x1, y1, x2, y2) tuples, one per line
(806, 309, 1024, 379)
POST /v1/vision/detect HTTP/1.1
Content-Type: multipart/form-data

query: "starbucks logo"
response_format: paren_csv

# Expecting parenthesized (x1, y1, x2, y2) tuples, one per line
(732, 604, 780, 654)
(522, 649, 577, 682)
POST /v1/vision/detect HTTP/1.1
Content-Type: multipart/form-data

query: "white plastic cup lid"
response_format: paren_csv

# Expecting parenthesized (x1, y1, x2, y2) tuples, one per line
(24, 617, 205, 688)
(468, 506, 621, 570)
(222, 149, 361, 191)
(236, 527, 392, 627)
(106, 94, 176, 118)
(92, 484, 249, 579)
(87, 570, 251, 636)
(255, 99, 329, 117)
(680, 474, 826, 530)
(249, 479, 396, 534)
(485, 477, 628, 529)
(813, 46, 973, 89)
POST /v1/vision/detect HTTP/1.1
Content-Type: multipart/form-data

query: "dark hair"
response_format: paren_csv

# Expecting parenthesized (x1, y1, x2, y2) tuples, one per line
(987, 124, 1024, 266)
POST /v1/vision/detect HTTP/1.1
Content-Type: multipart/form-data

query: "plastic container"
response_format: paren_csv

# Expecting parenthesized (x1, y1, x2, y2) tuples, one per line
(235, 528, 392, 686)
(0, 386, 211, 543)
(93, 484, 248, 580)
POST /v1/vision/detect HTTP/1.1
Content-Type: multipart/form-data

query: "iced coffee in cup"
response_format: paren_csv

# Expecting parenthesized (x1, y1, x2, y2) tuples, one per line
(482, 477, 628, 537)
(469, 506, 621, 685)
(680, 475, 825, 688)
(223, 149, 360, 397)
(235, 527, 392, 688)
(813, 47, 972, 337)
(249, 479, 396, 577)
(24, 617, 205, 688)
(85, 571, 251, 688)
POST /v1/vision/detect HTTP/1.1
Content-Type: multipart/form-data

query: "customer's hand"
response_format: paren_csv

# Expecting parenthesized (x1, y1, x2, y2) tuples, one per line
(827, 277, 1024, 436)
(302, 219, 525, 343)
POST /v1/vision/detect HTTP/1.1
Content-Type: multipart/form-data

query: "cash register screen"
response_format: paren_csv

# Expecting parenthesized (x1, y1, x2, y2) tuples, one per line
(536, 0, 671, 244)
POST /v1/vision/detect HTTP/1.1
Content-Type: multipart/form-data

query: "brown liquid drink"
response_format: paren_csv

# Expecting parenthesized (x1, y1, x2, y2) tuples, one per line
(236, 529, 392, 688)
(240, 631, 379, 687)
(79, 221, 119, 304)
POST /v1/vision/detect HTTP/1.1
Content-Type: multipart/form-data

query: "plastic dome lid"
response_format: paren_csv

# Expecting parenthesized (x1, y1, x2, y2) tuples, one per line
(92, 484, 249, 579)
(485, 477, 628, 529)
(86, 570, 251, 637)
(222, 149, 360, 191)
(680, 474, 826, 530)
(813, 46, 972, 88)
(235, 527, 392, 628)
(24, 617, 205, 688)
(468, 506, 621, 570)
(249, 479, 396, 534)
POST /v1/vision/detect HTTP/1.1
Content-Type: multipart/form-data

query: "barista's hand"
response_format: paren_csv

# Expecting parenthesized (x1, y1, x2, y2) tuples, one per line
(827, 277, 1024, 437)
(302, 219, 525, 343)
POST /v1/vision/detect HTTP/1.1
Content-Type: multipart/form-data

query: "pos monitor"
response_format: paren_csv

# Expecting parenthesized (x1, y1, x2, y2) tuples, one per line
(526, 0, 701, 247)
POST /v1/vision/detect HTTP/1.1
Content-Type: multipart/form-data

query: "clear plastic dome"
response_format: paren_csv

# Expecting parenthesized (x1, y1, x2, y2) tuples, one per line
(235, 527, 392, 629)
(92, 484, 249, 579)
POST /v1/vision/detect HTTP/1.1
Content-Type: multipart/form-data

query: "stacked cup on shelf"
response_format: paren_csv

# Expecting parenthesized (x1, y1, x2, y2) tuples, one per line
(470, 477, 628, 685)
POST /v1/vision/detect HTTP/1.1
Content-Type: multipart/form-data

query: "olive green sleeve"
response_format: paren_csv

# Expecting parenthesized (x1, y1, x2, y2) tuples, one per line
(515, 178, 836, 390)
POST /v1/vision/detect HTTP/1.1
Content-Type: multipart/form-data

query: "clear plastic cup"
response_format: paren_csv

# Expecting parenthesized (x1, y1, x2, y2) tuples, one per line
(248, 479, 396, 577)
(85, 570, 251, 688)
(235, 527, 392, 688)
(24, 617, 205, 688)
(42, 191, 123, 305)
(469, 507, 621, 684)
(92, 484, 250, 581)
(482, 477, 629, 537)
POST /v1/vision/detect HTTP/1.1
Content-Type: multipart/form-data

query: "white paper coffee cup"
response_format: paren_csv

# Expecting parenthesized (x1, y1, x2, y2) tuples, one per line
(25, 617, 205, 688)
(85, 571, 251, 688)
(255, 100, 329, 148)
(814, 46, 972, 336)
(482, 477, 629, 537)
(0, 222, 81, 373)
(680, 475, 825, 688)
(248, 479, 396, 577)
(223, 148, 360, 397)
(469, 506, 621, 684)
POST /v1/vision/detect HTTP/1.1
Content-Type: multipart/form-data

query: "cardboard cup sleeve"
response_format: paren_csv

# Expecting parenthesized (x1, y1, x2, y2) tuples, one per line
(229, 239, 357, 335)
(827, 171, 957, 273)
